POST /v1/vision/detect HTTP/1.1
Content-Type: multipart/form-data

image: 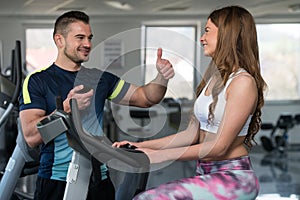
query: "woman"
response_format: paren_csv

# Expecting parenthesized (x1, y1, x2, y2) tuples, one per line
(113, 5, 266, 200)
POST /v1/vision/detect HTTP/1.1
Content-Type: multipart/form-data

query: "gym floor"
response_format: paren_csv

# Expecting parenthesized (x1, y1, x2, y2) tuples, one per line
(251, 145, 300, 200)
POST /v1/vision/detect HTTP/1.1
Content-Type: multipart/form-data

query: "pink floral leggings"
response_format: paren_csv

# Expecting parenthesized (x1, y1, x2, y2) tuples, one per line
(134, 156, 259, 200)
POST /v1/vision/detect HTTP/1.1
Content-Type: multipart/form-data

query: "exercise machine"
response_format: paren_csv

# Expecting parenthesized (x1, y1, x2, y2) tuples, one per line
(0, 40, 22, 164)
(0, 41, 150, 199)
(1, 96, 150, 200)
(260, 114, 299, 154)
(0, 41, 39, 200)
(36, 98, 150, 200)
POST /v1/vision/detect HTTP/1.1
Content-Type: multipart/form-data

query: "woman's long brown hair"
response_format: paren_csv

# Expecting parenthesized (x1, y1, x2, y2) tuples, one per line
(195, 6, 267, 149)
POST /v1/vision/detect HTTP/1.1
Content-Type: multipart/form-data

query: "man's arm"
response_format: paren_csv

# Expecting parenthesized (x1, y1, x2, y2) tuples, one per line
(119, 48, 174, 107)
(20, 85, 94, 147)
(20, 109, 47, 148)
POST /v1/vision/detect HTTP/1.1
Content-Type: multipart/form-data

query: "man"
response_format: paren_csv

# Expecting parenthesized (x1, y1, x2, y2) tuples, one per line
(19, 11, 174, 200)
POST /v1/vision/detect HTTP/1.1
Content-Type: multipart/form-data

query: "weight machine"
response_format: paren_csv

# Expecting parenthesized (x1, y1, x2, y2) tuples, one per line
(260, 113, 300, 154)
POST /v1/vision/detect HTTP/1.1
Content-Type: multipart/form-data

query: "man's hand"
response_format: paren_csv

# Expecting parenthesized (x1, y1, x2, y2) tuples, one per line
(156, 48, 174, 80)
(63, 85, 93, 112)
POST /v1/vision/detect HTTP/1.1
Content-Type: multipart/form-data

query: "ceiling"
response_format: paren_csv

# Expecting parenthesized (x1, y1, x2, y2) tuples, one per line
(0, 0, 300, 21)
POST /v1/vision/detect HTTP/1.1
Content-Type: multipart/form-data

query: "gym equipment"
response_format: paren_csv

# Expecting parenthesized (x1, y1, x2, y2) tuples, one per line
(260, 114, 294, 153)
(127, 108, 157, 138)
(0, 40, 22, 155)
(260, 114, 298, 154)
(294, 114, 300, 126)
(36, 98, 150, 199)
(0, 41, 39, 200)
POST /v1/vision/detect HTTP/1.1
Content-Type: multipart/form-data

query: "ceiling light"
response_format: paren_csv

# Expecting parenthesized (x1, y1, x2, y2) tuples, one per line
(104, 1, 133, 11)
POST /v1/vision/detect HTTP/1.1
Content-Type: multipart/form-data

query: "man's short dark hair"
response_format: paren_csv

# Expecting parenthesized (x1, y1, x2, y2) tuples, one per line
(53, 11, 89, 37)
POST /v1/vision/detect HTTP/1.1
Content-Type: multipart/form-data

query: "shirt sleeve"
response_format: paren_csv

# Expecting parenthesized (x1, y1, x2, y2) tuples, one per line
(19, 73, 47, 111)
(102, 71, 130, 103)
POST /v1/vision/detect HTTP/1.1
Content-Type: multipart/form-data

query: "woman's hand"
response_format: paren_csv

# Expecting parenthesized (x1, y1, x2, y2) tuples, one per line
(112, 141, 167, 164)
(112, 140, 139, 148)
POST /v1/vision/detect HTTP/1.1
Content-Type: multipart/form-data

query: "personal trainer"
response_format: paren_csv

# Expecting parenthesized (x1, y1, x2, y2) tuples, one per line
(19, 10, 174, 200)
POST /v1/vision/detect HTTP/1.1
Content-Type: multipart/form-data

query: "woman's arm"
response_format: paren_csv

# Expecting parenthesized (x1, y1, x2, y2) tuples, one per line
(141, 119, 200, 149)
(140, 74, 258, 163)
(112, 119, 200, 150)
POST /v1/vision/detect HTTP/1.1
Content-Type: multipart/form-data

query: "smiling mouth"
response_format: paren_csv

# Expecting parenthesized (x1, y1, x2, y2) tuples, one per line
(80, 49, 90, 56)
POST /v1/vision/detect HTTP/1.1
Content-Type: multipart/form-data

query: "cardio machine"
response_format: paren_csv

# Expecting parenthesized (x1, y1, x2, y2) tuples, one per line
(1, 96, 150, 200)
(0, 40, 150, 199)
(35, 98, 150, 200)
(0, 40, 22, 164)
(0, 41, 40, 200)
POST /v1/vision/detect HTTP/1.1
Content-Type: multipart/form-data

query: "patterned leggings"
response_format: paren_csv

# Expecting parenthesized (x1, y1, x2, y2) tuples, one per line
(133, 156, 259, 200)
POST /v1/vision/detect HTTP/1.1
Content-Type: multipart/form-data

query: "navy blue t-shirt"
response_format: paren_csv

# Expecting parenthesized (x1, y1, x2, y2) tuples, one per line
(19, 64, 129, 181)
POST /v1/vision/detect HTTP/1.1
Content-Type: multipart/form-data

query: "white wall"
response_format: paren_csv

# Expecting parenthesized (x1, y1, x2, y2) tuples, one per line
(0, 18, 26, 69)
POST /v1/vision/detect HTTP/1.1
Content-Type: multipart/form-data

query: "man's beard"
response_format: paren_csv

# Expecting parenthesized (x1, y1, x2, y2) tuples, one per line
(64, 48, 89, 64)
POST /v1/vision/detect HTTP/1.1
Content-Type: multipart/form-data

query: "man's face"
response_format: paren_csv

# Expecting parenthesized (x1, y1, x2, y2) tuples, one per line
(63, 21, 93, 64)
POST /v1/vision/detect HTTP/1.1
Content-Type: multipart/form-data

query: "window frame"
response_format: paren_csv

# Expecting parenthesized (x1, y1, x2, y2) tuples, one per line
(24, 24, 56, 73)
(142, 23, 200, 100)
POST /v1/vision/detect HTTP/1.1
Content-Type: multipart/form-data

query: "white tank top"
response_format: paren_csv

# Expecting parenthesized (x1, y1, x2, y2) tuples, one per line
(194, 69, 252, 136)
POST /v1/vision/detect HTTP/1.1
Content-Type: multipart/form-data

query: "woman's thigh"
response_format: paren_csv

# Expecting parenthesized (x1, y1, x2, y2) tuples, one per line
(133, 170, 259, 200)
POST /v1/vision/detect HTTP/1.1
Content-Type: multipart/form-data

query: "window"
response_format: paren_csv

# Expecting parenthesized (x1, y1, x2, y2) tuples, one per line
(143, 26, 197, 100)
(256, 24, 300, 101)
(26, 28, 57, 73)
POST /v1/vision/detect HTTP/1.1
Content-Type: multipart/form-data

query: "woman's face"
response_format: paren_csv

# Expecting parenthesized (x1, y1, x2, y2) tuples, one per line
(200, 18, 218, 57)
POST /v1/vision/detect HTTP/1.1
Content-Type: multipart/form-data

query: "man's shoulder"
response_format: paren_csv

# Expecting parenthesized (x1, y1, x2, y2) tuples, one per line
(26, 65, 53, 78)
(80, 66, 119, 80)
(23, 66, 53, 85)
